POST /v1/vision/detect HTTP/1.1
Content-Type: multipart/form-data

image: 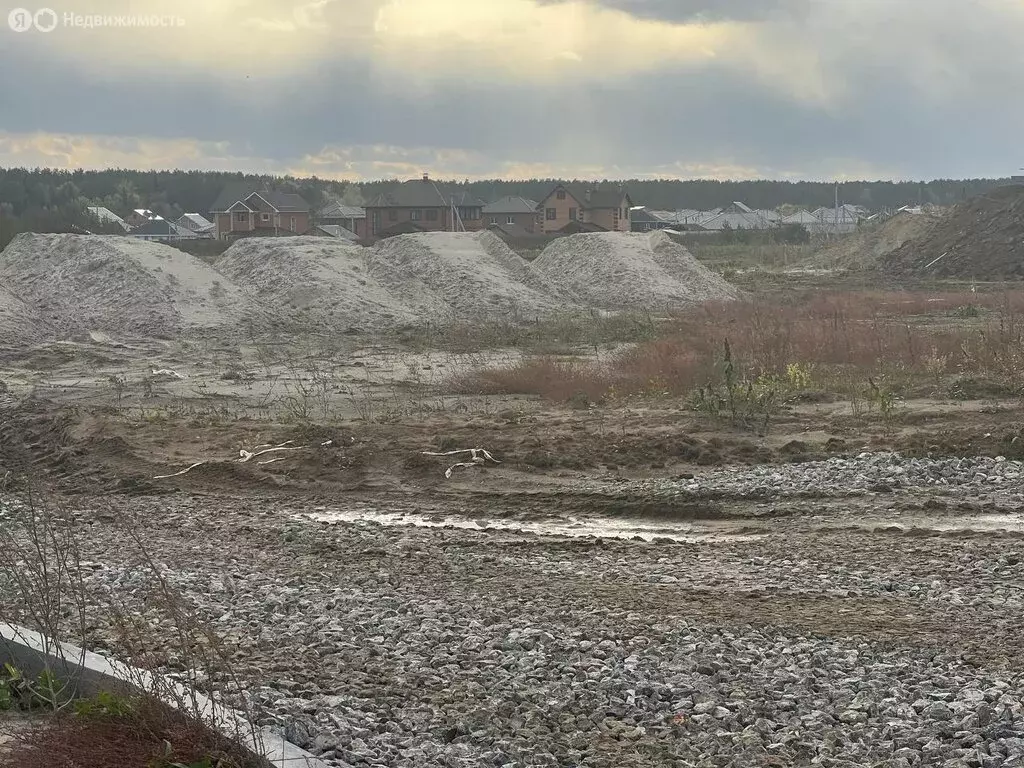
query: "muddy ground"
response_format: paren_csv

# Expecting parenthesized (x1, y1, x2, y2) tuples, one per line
(2, 290, 1024, 766)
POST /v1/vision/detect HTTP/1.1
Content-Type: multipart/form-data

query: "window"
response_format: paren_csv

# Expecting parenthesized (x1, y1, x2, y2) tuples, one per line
(411, 210, 421, 221)
(389, 209, 398, 221)
(556, 190, 566, 200)
(545, 208, 556, 220)
(426, 209, 439, 221)
(490, 216, 498, 224)
(506, 216, 515, 225)
(569, 208, 577, 221)
(289, 216, 296, 231)
(261, 213, 270, 222)
(235, 212, 247, 222)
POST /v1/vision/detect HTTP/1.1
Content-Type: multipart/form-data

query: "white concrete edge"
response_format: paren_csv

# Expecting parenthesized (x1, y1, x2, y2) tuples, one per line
(0, 622, 329, 768)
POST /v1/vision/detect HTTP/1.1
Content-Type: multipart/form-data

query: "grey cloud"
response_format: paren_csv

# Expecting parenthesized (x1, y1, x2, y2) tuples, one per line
(540, 0, 811, 22)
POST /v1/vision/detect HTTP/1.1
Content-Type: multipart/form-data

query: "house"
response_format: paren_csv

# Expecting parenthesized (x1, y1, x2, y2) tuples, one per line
(176, 213, 215, 238)
(86, 206, 129, 231)
(629, 206, 673, 232)
(209, 185, 311, 240)
(536, 183, 632, 234)
(125, 209, 159, 228)
(316, 202, 366, 239)
(810, 204, 861, 235)
(127, 217, 197, 242)
(482, 196, 541, 233)
(364, 174, 487, 237)
(698, 202, 777, 231)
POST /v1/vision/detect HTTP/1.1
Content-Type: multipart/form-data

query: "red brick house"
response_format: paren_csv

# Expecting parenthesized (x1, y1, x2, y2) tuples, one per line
(364, 174, 487, 238)
(536, 183, 632, 234)
(209, 185, 311, 240)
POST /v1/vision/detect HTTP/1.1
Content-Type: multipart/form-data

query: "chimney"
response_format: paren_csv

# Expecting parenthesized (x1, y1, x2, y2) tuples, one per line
(585, 189, 591, 203)
(422, 173, 429, 182)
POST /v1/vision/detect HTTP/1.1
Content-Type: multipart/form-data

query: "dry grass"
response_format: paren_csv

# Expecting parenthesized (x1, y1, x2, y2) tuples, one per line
(450, 290, 1024, 404)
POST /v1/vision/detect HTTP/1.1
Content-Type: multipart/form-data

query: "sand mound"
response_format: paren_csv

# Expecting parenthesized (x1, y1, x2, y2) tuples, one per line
(806, 211, 942, 270)
(882, 186, 1024, 279)
(0, 233, 257, 340)
(215, 237, 418, 331)
(534, 231, 741, 310)
(366, 231, 569, 320)
(0, 286, 53, 346)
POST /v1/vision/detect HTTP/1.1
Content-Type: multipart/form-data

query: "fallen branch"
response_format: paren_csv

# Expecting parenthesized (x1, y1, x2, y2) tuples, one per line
(154, 440, 336, 479)
(421, 448, 501, 479)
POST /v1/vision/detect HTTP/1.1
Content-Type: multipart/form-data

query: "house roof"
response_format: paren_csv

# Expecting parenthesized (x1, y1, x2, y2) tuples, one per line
(629, 208, 662, 224)
(365, 177, 487, 209)
(87, 206, 129, 230)
(539, 183, 631, 210)
(315, 224, 359, 241)
(483, 196, 538, 215)
(318, 202, 366, 219)
(209, 184, 310, 213)
(486, 222, 546, 240)
(557, 220, 608, 234)
(179, 213, 214, 228)
(129, 219, 191, 237)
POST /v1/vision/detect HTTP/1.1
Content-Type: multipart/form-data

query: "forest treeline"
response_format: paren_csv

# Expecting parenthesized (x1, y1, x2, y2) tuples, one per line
(0, 166, 1010, 249)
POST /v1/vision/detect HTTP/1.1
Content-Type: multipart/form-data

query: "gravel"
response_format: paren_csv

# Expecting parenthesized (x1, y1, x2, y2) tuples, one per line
(534, 231, 741, 311)
(366, 231, 570, 321)
(45, 490, 1024, 768)
(215, 237, 419, 332)
(0, 233, 259, 341)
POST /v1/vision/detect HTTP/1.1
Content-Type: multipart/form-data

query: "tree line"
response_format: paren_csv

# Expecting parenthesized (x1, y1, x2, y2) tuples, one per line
(0, 166, 1011, 249)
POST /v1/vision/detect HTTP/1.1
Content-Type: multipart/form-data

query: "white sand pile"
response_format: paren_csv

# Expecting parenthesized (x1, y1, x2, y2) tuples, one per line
(0, 285, 53, 346)
(215, 237, 419, 331)
(366, 231, 572, 321)
(534, 231, 741, 310)
(0, 233, 258, 340)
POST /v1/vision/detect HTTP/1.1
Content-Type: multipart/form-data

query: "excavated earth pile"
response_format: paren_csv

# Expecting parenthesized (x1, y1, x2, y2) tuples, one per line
(365, 231, 571, 321)
(0, 233, 260, 341)
(215, 237, 419, 332)
(534, 231, 741, 311)
(883, 185, 1024, 279)
(806, 211, 943, 271)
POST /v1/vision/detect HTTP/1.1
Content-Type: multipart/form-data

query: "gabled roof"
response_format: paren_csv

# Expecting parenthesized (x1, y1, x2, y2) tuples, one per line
(179, 213, 214, 229)
(318, 202, 366, 219)
(365, 177, 487, 209)
(87, 206, 130, 230)
(557, 220, 608, 234)
(629, 207, 664, 224)
(209, 184, 310, 213)
(483, 196, 538, 215)
(315, 224, 359, 241)
(539, 183, 631, 210)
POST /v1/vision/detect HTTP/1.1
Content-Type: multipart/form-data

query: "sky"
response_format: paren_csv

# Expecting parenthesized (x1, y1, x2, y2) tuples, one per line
(0, 0, 1022, 182)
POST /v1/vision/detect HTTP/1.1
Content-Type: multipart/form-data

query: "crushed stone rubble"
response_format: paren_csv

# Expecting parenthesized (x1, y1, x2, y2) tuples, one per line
(616, 452, 1024, 500)
(16, 490, 1018, 768)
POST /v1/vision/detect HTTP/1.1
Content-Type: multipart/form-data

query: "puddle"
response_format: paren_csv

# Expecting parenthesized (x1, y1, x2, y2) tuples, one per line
(812, 513, 1024, 534)
(301, 508, 764, 543)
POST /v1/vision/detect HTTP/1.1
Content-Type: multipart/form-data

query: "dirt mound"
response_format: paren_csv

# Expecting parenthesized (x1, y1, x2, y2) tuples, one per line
(533, 231, 741, 311)
(882, 186, 1024, 279)
(366, 231, 570, 321)
(0, 234, 260, 340)
(215, 237, 418, 331)
(0, 285, 53, 347)
(806, 211, 942, 270)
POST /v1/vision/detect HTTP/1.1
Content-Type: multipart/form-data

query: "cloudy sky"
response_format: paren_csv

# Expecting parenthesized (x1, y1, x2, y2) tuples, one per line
(1, 0, 1022, 181)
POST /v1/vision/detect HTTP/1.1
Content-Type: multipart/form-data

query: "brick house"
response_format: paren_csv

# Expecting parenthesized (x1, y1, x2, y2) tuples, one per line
(209, 185, 311, 240)
(482, 196, 541, 233)
(364, 174, 486, 238)
(316, 202, 366, 239)
(536, 183, 632, 234)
